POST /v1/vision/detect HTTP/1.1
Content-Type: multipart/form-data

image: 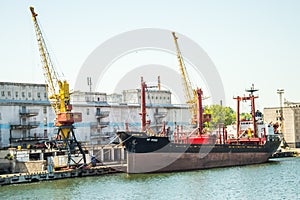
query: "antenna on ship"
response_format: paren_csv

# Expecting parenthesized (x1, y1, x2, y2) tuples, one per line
(245, 84, 258, 96)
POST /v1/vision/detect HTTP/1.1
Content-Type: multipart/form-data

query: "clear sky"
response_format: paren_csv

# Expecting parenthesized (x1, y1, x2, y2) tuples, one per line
(1, 0, 300, 110)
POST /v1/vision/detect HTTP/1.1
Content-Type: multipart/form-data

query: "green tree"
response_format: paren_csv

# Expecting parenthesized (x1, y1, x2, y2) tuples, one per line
(240, 113, 252, 121)
(204, 105, 236, 128)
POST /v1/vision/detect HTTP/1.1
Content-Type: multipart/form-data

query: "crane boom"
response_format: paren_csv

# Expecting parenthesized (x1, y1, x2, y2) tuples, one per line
(30, 7, 60, 114)
(172, 32, 198, 123)
(30, 7, 75, 123)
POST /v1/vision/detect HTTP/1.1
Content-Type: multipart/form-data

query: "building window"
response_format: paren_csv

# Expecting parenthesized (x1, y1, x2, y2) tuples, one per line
(44, 117, 47, 126)
(21, 118, 26, 125)
(0, 112, 2, 120)
(87, 108, 90, 115)
(96, 108, 100, 116)
(15, 91, 18, 98)
(28, 92, 31, 98)
(44, 93, 47, 98)
(7, 91, 11, 96)
(22, 92, 25, 98)
(37, 92, 41, 98)
(43, 106, 47, 114)
(1, 91, 4, 96)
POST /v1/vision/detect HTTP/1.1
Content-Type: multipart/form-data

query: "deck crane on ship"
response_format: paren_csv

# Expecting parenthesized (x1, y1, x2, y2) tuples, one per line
(29, 7, 86, 167)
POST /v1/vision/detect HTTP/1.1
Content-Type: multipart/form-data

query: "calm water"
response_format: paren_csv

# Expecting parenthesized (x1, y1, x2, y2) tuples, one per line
(1, 157, 299, 200)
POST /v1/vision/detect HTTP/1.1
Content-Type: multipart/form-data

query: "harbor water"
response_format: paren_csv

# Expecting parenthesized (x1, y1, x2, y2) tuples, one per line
(1, 157, 299, 200)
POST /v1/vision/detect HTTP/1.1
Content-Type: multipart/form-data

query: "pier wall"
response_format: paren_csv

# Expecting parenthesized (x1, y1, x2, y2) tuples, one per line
(15, 160, 46, 173)
(89, 145, 126, 163)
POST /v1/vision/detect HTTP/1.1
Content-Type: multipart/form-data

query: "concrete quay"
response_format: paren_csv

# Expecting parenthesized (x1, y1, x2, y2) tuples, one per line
(0, 144, 127, 186)
(0, 162, 126, 186)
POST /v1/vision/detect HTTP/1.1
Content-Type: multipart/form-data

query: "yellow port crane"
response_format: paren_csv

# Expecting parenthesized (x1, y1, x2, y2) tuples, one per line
(172, 32, 198, 124)
(30, 6, 86, 167)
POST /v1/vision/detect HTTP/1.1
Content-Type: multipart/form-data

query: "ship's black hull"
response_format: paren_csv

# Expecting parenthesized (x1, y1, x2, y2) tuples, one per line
(117, 131, 281, 173)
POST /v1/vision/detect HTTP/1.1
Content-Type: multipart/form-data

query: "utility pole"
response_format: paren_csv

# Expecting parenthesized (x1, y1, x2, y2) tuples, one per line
(277, 89, 284, 133)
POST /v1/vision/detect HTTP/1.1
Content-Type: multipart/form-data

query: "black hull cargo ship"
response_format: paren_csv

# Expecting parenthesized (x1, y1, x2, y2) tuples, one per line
(117, 131, 281, 173)
(117, 81, 281, 174)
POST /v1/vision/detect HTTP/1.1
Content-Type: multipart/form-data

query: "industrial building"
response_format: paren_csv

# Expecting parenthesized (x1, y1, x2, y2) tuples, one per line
(264, 101, 300, 148)
(0, 82, 54, 148)
(123, 88, 171, 104)
(0, 81, 190, 148)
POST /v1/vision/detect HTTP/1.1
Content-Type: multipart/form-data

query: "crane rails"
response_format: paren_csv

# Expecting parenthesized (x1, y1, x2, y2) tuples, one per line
(172, 32, 198, 124)
(29, 7, 86, 167)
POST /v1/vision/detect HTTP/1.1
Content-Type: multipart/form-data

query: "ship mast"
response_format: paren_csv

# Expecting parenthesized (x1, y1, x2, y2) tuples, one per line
(140, 79, 147, 132)
(196, 88, 203, 134)
(234, 84, 258, 137)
